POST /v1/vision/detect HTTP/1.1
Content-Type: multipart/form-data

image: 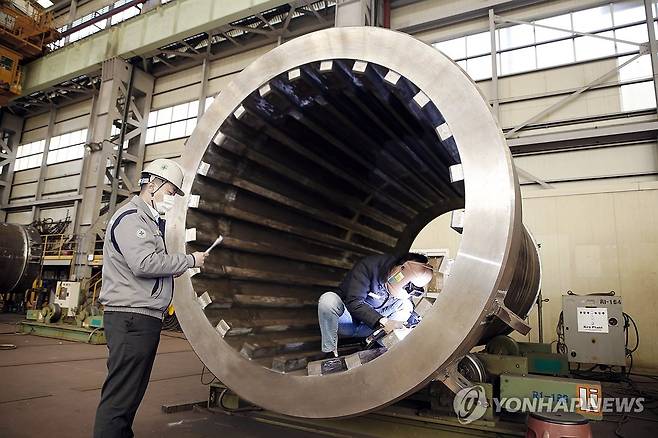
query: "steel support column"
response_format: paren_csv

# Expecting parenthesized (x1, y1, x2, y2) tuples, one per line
(32, 108, 57, 222)
(73, 58, 154, 280)
(63, 0, 78, 45)
(335, 0, 381, 27)
(489, 8, 499, 121)
(0, 113, 23, 222)
(644, 0, 658, 113)
(197, 54, 210, 120)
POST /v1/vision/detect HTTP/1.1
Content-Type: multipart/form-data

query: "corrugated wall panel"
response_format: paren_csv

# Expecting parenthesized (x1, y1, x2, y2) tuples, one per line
(42, 175, 81, 195)
(45, 160, 84, 179)
(499, 87, 623, 128)
(515, 142, 658, 183)
(153, 68, 202, 96)
(10, 182, 37, 200)
(22, 113, 49, 132)
(207, 44, 274, 78)
(20, 127, 47, 144)
(53, 115, 91, 136)
(144, 138, 185, 161)
(206, 73, 238, 97)
(54, 99, 92, 123)
(12, 168, 40, 184)
(151, 83, 201, 109)
(6, 210, 34, 224)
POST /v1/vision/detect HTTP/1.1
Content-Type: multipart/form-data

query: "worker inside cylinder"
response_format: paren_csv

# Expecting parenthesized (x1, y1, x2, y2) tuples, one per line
(316, 253, 434, 365)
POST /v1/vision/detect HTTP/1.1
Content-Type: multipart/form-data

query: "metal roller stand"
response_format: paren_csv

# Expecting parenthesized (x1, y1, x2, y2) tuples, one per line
(167, 27, 541, 418)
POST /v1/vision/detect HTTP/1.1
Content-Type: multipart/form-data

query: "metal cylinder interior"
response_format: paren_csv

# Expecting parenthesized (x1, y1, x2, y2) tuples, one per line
(0, 223, 42, 293)
(168, 27, 539, 418)
(187, 55, 468, 357)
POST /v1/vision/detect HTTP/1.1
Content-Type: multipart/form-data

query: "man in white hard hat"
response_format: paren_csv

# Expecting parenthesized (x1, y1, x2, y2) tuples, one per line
(94, 158, 207, 438)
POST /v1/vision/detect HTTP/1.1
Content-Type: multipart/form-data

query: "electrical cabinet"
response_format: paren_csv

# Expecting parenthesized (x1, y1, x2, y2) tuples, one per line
(562, 294, 626, 366)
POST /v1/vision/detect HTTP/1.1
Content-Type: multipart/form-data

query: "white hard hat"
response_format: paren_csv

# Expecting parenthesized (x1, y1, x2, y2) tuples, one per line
(141, 158, 185, 195)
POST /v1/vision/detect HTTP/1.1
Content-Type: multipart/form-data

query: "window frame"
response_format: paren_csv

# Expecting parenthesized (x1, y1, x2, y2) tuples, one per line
(432, 2, 651, 81)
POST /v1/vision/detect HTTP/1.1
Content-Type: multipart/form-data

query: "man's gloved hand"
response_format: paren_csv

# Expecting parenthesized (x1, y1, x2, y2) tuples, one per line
(406, 311, 422, 327)
(192, 251, 208, 268)
(378, 317, 405, 334)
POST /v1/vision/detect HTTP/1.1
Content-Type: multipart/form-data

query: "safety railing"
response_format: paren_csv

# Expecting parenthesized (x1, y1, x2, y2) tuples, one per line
(41, 233, 77, 258)
(0, 1, 55, 43)
(89, 270, 103, 305)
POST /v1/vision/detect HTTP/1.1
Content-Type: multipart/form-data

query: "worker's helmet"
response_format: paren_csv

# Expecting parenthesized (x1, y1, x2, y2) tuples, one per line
(387, 260, 434, 297)
(140, 158, 185, 196)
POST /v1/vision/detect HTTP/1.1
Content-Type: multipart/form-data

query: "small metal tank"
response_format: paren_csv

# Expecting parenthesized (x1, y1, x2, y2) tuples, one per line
(0, 223, 43, 293)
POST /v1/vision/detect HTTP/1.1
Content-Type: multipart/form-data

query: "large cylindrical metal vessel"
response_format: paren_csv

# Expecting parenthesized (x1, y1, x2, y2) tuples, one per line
(0, 223, 42, 293)
(167, 27, 540, 418)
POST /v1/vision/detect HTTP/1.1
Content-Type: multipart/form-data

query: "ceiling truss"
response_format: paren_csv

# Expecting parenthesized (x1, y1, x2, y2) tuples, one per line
(7, 0, 336, 116)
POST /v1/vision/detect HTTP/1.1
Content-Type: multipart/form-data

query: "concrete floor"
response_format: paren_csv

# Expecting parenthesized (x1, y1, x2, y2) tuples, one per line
(0, 314, 313, 438)
(2, 312, 658, 438)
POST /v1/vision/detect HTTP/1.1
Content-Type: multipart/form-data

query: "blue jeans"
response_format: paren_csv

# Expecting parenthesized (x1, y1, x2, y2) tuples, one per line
(318, 291, 413, 353)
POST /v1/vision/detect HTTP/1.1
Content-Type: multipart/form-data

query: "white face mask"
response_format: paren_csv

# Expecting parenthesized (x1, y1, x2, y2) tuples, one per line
(154, 194, 176, 215)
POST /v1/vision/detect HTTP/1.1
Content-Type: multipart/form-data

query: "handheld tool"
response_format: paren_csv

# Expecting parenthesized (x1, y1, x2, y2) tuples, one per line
(364, 320, 419, 349)
(205, 235, 223, 254)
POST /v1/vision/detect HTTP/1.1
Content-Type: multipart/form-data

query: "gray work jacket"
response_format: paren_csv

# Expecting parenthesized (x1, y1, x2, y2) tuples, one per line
(99, 196, 194, 319)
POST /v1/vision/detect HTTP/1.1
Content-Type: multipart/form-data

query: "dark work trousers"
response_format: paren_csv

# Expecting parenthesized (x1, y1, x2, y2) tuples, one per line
(93, 311, 162, 438)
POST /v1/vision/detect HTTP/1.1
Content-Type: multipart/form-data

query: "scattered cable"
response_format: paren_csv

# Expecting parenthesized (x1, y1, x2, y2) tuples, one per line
(30, 213, 72, 236)
(556, 311, 567, 355)
(624, 312, 639, 355)
(614, 414, 629, 437)
(87, 327, 102, 343)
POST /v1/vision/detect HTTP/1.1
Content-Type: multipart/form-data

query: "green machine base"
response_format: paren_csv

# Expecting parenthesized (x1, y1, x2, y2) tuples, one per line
(484, 337, 570, 377)
(208, 382, 527, 437)
(19, 320, 106, 344)
(500, 374, 603, 421)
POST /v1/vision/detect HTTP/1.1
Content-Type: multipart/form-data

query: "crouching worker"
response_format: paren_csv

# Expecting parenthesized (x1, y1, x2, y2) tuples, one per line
(93, 159, 208, 438)
(318, 253, 434, 358)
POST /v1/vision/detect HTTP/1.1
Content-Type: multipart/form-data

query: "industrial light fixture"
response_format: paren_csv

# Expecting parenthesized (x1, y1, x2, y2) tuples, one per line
(36, 0, 54, 8)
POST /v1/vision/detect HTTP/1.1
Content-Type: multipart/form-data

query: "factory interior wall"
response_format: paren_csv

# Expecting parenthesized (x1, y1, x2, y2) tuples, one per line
(8, 57, 648, 226)
(412, 169, 658, 370)
(6, 98, 92, 225)
(399, 0, 658, 369)
(5, 45, 271, 224)
(9, 0, 650, 223)
(4, 0, 656, 368)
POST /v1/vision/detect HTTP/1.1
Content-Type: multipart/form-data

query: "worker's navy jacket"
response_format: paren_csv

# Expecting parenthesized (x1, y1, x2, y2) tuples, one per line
(336, 254, 400, 328)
